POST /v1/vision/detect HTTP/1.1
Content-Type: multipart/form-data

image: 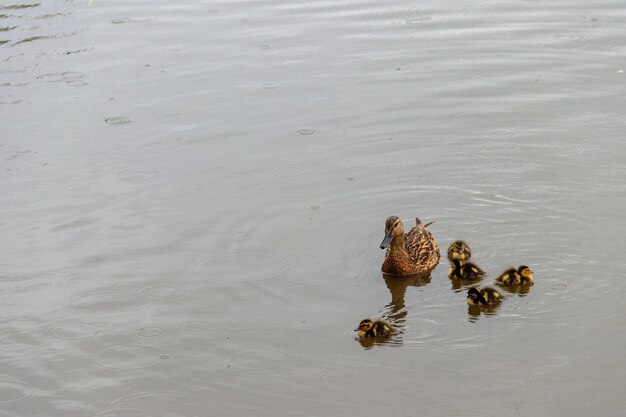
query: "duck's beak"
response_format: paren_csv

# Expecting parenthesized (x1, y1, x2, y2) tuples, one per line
(380, 231, 392, 249)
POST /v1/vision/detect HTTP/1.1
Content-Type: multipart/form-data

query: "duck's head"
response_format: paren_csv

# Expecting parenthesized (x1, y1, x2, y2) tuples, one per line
(518, 265, 534, 285)
(356, 319, 374, 336)
(447, 240, 471, 261)
(467, 287, 483, 305)
(380, 216, 404, 249)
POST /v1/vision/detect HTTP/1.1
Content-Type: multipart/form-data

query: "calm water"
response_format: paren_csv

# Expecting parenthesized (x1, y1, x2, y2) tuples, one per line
(2, 0, 626, 416)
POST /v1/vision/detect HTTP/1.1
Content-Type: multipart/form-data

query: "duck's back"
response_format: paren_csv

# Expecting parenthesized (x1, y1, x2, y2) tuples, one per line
(405, 222, 440, 271)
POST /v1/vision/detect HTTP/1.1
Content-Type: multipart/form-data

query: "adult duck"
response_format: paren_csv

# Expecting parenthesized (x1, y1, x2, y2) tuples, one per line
(380, 216, 440, 276)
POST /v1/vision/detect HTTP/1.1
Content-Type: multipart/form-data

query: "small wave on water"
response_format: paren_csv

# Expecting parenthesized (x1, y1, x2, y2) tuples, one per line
(45, 323, 103, 341)
(94, 345, 167, 370)
(224, 349, 291, 375)
(191, 251, 289, 285)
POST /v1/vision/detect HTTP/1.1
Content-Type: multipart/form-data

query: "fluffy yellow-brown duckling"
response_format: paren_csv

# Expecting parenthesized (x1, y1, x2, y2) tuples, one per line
(447, 240, 472, 262)
(495, 265, 534, 286)
(380, 216, 440, 276)
(467, 287, 503, 306)
(450, 262, 486, 280)
(447, 241, 486, 280)
(356, 319, 395, 339)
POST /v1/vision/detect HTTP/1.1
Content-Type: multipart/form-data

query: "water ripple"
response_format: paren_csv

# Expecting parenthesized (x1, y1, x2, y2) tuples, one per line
(533, 30, 593, 50)
(269, 165, 309, 177)
(105, 116, 132, 125)
(179, 321, 214, 333)
(45, 323, 103, 341)
(118, 169, 157, 182)
(0, 379, 33, 403)
(94, 345, 166, 370)
(94, 408, 154, 417)
(134, 327, 166, 338)
(225, 349, 290, 374)
(135, 284, 189, 301)
(109, 390, 194, 414)
(296, 128, 316, 136)
(278, 259, 366, 289)
(180, 168, 268, 197)
(191, 251, 288, 285)
(65, 291, 145, 314)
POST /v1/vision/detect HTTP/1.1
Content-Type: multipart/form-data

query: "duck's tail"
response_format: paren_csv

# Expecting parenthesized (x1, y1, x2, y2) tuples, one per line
(416, 217, 435, 228)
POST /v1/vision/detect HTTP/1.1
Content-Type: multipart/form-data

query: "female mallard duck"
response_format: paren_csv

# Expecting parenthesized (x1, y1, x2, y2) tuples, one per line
(495, 265, 534, 286)
(356, 319, 395, 339)
(467, 287, 503, 306)
(447, 240, 486, 280)
(380, 216, 440, 276)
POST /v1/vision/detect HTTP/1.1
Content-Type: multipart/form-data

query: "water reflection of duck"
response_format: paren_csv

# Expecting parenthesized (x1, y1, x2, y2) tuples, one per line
(447, 240, 486, 281)
(495, 266, 534, 286)
(380, 216, 440, 276)
(356, 319, 395, 339)
(467, 287, 503, 306)
(383, 273, 431, 321)
(467, 301, 502, 321)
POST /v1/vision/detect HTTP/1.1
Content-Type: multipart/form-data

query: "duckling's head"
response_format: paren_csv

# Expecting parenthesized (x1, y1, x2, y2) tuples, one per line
(467, 287, 482, 305)
(356, 319, 374, 337)
(447, 240, 471, 261)
(380, 216, 404, 249)
(518, 265, 534, 285)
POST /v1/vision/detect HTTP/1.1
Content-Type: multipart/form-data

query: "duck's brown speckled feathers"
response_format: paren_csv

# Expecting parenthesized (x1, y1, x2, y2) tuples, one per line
(381, 216, 440, 276)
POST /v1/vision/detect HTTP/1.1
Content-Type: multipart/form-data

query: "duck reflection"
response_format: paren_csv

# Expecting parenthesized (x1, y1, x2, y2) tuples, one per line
(355, 272, 432, 349)
(383, 272, 431, 320)
(449, 276, 483, 291)
(467, 303, 503, 322)
(495, 282, 532, 296)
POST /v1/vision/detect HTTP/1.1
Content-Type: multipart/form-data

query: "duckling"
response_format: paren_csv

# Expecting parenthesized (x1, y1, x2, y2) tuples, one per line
(495, 265, 534, 286)
(447, 241, 486, 280)
(447, 240, 472, 262)
(356, 319, 395, 339)
(450, 262, 486, 280)
(467, 287, 503, 306)
(380, 216, 440, 276)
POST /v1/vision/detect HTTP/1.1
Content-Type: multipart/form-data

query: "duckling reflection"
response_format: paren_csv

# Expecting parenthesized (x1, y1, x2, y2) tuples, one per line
(355, 273, 432, 348)
(467, 302, 502, 322)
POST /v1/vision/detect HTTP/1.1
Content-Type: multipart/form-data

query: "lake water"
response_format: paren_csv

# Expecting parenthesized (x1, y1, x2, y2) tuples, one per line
(1, 0, 625, 416)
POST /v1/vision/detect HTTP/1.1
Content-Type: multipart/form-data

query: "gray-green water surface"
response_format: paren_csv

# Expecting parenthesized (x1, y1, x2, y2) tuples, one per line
(1, 0, 626, 416)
